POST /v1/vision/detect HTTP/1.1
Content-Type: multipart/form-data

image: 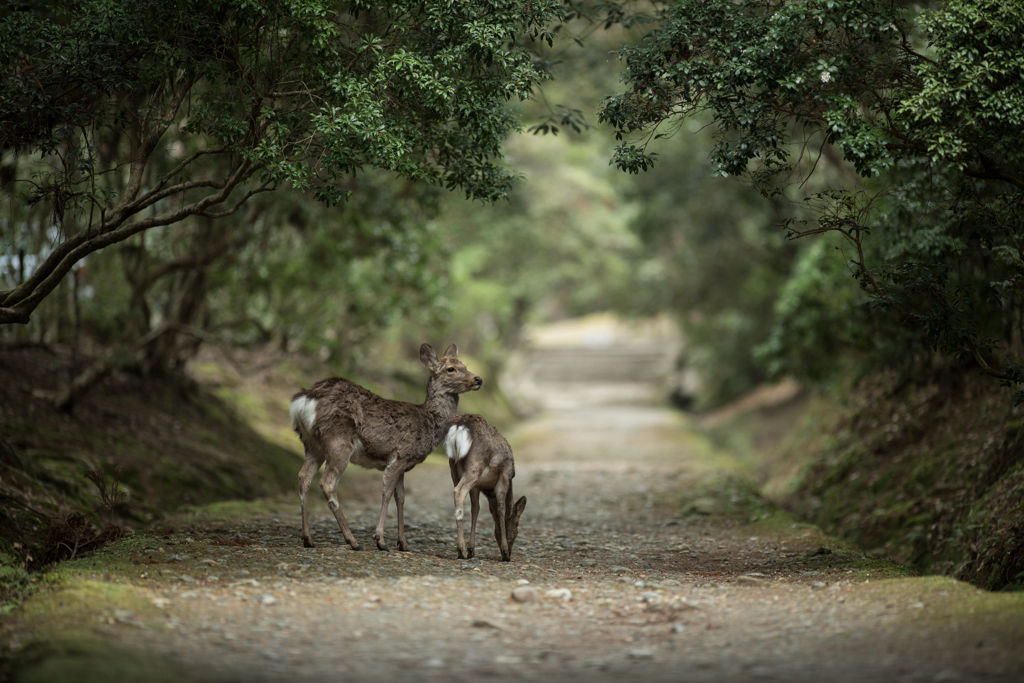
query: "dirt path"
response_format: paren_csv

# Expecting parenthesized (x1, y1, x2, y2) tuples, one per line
(8, 394, 1024, 683)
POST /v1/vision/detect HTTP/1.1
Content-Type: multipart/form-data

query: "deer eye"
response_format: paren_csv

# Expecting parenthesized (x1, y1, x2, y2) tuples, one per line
(446, 367, 455, 373)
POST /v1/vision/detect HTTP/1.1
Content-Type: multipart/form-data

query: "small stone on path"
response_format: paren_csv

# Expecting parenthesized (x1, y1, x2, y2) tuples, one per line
(472, 618, 507, 630)
(511, 586, 538, 603)
(545, 588, 572, 601)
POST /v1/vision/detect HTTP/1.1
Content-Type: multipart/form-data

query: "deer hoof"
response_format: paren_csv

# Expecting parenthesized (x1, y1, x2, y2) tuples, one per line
(457, 548, 468, 560)
(302, 537, 315, 548)
(348, 542, 362, 551)
(398, 541, 409, 552)
(466, 547, 474, 559)
(376, 540, 389, 552)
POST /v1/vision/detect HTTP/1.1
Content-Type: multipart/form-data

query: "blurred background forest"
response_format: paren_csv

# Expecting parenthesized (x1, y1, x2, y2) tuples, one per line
(2, 0, 1024, 591)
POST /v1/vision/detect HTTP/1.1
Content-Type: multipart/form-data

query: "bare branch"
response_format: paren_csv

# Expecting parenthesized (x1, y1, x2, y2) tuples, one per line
(0, 161, 260, 324)
(146, 145, 230, 195)
(196, 182, 274, 219)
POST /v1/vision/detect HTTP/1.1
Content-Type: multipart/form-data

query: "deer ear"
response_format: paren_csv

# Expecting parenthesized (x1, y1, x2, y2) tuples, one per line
(514, 496, 527, 519)
(420, 343, 438, 370)
(443, 343, 458, 358)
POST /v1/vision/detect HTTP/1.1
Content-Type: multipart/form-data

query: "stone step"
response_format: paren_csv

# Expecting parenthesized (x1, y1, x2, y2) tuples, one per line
(525, 346, 673, 384)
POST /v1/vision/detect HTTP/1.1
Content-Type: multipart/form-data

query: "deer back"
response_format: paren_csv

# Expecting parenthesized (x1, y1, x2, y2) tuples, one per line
(445, 414, 515, 488)
(292, 378, 439, 461)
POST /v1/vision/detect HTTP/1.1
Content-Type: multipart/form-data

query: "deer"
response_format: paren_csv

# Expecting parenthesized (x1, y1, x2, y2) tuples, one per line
(290, 343, 482, 552)
(444, 414, 527, 562)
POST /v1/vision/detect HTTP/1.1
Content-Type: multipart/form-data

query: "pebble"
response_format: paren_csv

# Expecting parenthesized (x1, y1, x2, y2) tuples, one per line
(737, 576, 765, 585)
(545, 588, 573, 601)
(261, 594, 278, 606)
(609, 566, 631, 574)
(628, 648, 655, 659)
(579, 559, 597, 568)
(511, 586, 539, 603)
(472, 618, 507, 630)
(423, 658, 444, 668)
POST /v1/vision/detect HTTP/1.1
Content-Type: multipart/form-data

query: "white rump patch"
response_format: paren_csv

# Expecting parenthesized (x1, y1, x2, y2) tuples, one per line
(289, 396, 318, 436)
(444, 425, 473, 462)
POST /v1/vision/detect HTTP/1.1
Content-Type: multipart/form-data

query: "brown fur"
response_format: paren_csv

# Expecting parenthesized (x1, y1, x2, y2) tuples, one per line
(293, 343, 481, 551)
(446, 414, 526, 562)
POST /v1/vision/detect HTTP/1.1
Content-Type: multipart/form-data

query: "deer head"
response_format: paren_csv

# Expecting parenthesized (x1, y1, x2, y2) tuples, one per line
(420, 343, 483, 394)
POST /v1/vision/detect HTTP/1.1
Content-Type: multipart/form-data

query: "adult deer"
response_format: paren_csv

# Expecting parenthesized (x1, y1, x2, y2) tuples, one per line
(290, 343, 481, 552)
(444, 414, 527, 561)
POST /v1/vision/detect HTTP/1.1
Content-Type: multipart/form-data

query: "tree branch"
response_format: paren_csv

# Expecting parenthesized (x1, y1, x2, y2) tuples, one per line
(0, 161, 260, 324)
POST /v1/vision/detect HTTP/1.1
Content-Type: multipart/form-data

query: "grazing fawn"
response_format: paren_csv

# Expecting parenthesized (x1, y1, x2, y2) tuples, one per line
(444, 414, 526, 562)
(291, 343, 482, 552)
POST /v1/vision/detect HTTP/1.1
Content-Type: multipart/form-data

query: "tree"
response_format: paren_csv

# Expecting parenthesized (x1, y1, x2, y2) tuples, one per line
(0, 0, 558, 326)
(598, 0, 1024, 398)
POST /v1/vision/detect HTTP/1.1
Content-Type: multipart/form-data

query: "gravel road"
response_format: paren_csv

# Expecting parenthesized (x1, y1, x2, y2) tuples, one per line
(45, 400, 1019, 683)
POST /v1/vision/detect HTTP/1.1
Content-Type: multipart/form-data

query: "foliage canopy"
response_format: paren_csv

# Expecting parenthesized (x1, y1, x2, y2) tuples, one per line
(599, 0, 1024, 399)
(0, 0, 558, 325)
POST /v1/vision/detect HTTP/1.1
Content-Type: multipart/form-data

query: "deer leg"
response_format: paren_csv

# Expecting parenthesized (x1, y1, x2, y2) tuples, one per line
(298, 448, 325, 548)
(449, 460, 461, 488)
(395, 471, 409, 552)
(492, 480, 510, 562)
(468, 489, 480, 559)
(453, 474, 477, 560)
(319, 439, 361, 551)
(374, 459, 403, 552)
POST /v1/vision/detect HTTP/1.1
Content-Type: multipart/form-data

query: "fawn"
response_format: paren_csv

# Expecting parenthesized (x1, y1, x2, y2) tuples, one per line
(444, 414, 526, 561)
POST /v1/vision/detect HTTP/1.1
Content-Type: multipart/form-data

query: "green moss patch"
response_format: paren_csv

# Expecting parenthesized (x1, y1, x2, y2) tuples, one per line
(774, 367, 1024, 590)
(9, 637, 187, 683)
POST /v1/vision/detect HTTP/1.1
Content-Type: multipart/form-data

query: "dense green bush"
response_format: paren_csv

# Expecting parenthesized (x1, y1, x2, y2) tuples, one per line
(600, 0, 1024, 399)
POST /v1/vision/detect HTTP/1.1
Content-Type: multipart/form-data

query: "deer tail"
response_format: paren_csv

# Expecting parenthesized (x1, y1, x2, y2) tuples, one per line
(289, 393, 317, 439)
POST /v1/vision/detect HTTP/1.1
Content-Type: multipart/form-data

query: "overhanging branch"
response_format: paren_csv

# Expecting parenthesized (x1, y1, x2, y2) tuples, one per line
(0, 161, 261, 325)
